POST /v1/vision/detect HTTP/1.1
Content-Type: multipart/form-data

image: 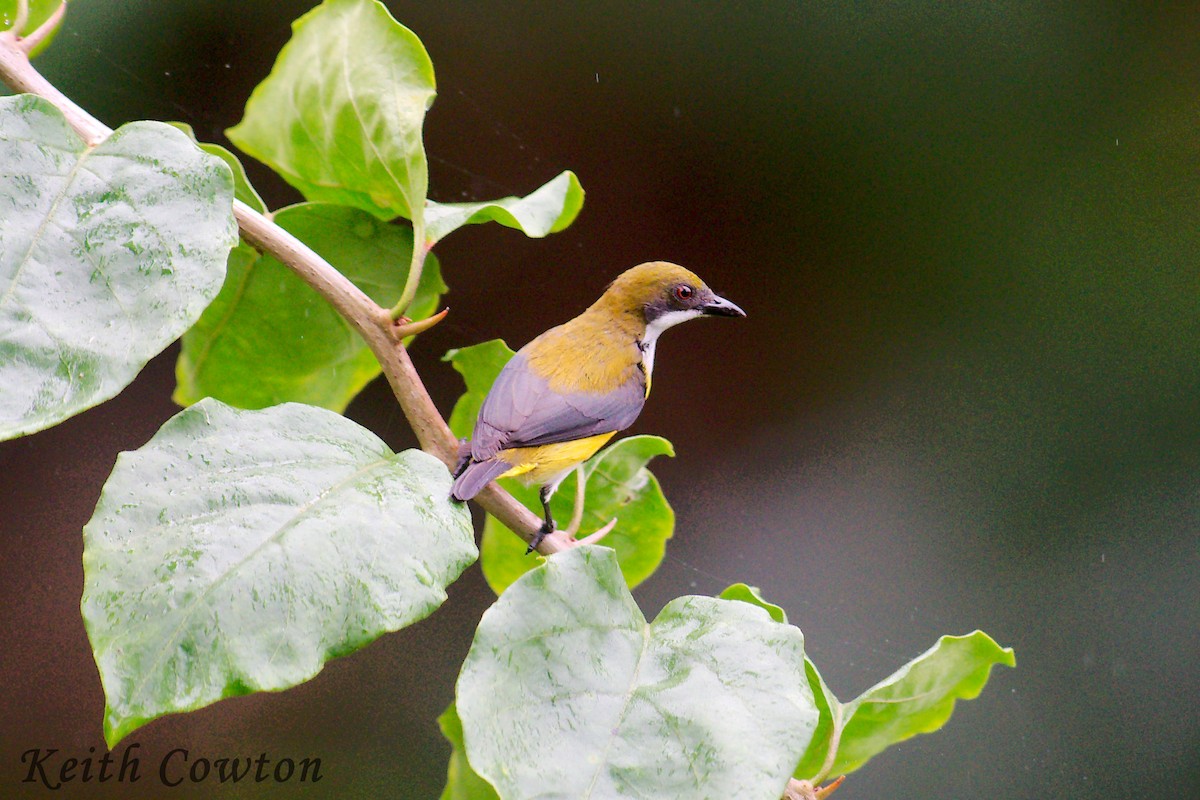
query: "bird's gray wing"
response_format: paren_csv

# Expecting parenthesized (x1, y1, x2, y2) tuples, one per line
(469, 352, 646, 461)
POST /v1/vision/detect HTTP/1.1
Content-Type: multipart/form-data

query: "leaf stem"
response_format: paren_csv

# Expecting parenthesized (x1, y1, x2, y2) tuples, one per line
(811, 702, 846, 786)
(0, 32, 572, 555)
(390, 229, 429, 320)
(10, 0, 29, 37)
(20, 1, 67, 54)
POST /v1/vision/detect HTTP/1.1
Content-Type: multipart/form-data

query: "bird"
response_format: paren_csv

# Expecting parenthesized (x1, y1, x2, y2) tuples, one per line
(450, 261, 745, 552)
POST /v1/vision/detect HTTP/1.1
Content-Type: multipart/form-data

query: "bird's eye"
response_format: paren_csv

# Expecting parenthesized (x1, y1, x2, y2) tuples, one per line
(674, 284, 694, 302)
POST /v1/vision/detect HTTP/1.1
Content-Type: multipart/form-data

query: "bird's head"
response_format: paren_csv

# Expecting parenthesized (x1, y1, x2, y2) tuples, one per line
(594, 262, 746, 334)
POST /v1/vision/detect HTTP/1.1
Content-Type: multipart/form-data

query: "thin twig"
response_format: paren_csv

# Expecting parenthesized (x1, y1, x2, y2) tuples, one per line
(0, 31, 567, 555)
(783, 776, 845, 800)
(393, 306, 448, 338)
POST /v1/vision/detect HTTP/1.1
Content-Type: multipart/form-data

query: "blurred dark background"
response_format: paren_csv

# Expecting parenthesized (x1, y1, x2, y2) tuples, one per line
(3, 1, 1198, 797)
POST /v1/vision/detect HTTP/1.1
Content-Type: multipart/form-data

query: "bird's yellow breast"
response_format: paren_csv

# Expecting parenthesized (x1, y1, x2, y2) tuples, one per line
(523, 314, 645, 395)
(498, 433, 616, 485)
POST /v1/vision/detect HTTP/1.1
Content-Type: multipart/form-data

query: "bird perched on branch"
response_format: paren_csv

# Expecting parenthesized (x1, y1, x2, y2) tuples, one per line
(450, 261, 745, 551)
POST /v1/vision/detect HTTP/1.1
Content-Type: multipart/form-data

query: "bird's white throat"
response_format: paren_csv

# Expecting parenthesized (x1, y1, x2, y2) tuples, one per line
(639, 309, 703, 377)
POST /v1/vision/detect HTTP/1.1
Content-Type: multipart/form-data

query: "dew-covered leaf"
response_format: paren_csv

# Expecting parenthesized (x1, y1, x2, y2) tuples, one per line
(81, 399, 476, 746)
(456, 546, 817, 800)
(0, 94, 236, 440)
(167, 121, 267, 213)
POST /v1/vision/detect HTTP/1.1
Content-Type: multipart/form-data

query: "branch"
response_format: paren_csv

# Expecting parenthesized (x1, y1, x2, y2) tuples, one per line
(784, 776, 845, 800)
(0, 27, 573, 555)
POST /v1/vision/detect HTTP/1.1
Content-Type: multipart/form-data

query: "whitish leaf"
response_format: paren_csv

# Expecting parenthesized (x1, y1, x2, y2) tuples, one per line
(167, 122, 267, 213)
(457, 546, 817, 800)
(82, 399, 476, 746)
(0, 94, 236, 440)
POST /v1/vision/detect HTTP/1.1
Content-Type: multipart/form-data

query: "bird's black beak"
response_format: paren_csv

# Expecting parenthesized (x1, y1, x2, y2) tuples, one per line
(701, 293, 746, 318)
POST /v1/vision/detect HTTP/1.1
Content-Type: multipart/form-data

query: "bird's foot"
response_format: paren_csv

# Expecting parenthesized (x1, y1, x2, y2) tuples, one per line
(525, 521, 555, 555)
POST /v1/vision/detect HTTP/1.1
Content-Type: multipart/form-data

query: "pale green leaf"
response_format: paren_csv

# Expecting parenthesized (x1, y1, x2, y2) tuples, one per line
(174, 203, 443, 411)
(796, 631, 1016, 781)
(834, 631, 1015, 776)
(0, 94, 236, 440)
(719, 583, 789, 624)
(81, 399, 476, 746)
(226, 0, 434, 222)
(456, 546, 818, 800)
(425, 170, 584, 244)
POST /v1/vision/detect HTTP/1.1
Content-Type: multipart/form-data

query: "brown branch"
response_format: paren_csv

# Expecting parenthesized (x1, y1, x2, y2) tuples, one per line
(784, 777, 846, 800)
(0, 25, 573, 555)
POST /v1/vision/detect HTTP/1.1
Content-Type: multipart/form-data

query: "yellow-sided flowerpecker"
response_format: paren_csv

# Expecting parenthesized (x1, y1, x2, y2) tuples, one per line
(451, 261, 745, 551)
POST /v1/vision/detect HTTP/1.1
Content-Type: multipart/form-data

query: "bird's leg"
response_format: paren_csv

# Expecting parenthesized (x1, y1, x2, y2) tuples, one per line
(525, 483, 558, 555)
(561, 463, 588, 539)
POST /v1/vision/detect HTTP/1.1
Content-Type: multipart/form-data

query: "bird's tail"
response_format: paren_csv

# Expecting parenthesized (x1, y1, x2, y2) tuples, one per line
(450, 457, 514, 501)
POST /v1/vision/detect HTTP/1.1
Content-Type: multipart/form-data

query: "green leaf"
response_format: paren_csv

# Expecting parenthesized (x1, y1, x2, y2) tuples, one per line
(713, 584, 1017, 782)
(174, 203, 444, 411)
(167, 122, 267, 213)
(226, 0, 434, 223)
(0, 94, 236, 441)
(444, 340, 676, 594)
(425, 170, 584, 245)
(437, 703, 501, 800)
(456, 546, 818, 800)
(81, 399, 476, 747)
(719, 583, 789, 624)
(796, 631, 1016, 781)
(1, 1, 63, 56)
(481, 435, 674, 594)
